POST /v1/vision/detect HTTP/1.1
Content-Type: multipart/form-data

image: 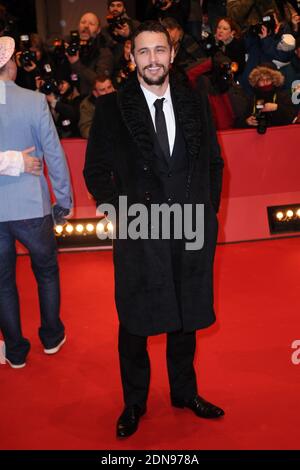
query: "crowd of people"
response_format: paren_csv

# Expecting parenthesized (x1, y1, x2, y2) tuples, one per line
(1, 0, 300, 133)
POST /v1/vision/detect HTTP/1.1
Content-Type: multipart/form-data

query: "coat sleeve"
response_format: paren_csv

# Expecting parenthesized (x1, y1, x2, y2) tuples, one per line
(83, 94, 119, 207)
(39, 94, 73, 209)
(79, 98, 94, 139)
(204, 94, 224, 213)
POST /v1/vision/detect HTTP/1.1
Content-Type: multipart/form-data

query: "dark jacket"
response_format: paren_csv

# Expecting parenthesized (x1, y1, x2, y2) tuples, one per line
(70, 34, 114, 96)
(83, 74, 224, 336)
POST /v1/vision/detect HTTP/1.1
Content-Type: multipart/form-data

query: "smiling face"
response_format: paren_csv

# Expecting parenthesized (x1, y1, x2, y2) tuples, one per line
(131, 31, 174, 93)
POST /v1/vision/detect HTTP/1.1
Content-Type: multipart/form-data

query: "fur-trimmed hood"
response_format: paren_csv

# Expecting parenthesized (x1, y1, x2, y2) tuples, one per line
(248, 66, 285, 88)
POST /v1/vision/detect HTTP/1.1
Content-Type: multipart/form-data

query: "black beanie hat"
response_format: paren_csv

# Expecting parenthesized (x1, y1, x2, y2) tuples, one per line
(107, 0, 126, 7)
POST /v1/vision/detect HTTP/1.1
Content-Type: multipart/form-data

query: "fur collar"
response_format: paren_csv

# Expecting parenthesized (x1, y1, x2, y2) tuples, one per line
(117, 74, 202, 197)
(117, 74, 202, 162)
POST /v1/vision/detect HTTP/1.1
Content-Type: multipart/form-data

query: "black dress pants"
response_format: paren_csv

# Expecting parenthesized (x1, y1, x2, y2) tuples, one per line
(118, 324, 198, 407)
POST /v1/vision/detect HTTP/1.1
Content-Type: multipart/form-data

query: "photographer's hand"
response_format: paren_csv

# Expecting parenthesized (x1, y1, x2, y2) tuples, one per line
(66, 47, 80, 64)
(24, 61, 37, 73)
(46, 93, 58, 109)
(113, 23, 130, 38)
(262, 103, 278, 112)
(246, 115, 258, 126)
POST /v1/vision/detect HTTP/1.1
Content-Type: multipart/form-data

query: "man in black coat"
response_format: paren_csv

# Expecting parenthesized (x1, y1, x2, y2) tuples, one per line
(83, 20, 224, 438)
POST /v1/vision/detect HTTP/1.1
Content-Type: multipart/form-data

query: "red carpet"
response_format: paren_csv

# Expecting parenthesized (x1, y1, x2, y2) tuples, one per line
(1, 237, 300, 450)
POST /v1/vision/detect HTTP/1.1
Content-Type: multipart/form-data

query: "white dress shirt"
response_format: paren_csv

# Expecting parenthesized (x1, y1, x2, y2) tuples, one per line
(0, 151, 24, 176)
(140, 83, 176, 155)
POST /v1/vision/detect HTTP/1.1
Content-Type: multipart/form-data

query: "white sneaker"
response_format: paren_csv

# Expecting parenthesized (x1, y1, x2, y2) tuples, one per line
(44, 336, 66, 355)
(6, 358, 26, 369)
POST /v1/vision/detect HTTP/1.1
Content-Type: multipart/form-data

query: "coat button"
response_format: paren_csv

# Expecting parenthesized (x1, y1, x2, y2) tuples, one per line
(143, 165, 149, 172)
(168, 171, 172, 177)
(167, 196, 172, 203)
(145, 191, 152, 202)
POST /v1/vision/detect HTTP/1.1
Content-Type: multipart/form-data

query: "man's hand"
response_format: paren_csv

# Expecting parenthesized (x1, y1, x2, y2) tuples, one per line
(246, 115, 258, 126)
(22, 147, 42, 176)
(262, 102, 278, 112)
(113, 23, 130, 38)
(23, 62, 37, 73)
(46, 93, 58, 108)
(66, 48, 80, 64)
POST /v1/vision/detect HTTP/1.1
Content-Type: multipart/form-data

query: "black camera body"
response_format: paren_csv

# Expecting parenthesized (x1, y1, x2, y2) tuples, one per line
(53, 38, 66, 60)
(19, 35, 37, 67)
(66, 30, 80, 56)
(40, 64, 59, 96)
(249, 14, 276, 36)
(254, 101, 268, 134)
(20, 50, 37, 67)
(106, 14, 127, 30)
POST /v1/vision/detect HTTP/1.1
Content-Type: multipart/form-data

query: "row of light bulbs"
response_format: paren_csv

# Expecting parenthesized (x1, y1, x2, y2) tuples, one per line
(276, 209, 300, 221)
(55, 221, 113, 236)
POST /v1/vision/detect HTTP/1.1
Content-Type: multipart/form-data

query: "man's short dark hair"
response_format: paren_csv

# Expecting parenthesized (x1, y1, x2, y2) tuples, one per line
(131, 20, 172, 53)
(93, 74, 112, 87)
(160, 16, 183, 33)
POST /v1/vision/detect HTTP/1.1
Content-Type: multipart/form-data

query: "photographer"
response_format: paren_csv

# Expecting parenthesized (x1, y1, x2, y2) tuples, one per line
(16, 33, 54, 91)
(44, 76, 82, 138)
(213, 17, 246, 76)
(102, 1, 140, 66)
(194, 52, 249, 129)
(227, 0, 296, 33)
(79, 75, 115, 139)
(113, 39, 136, 86)
(145, 0, 191, 29)
(161, 16, 206, 79)
(237, 63, 297, 130)
(239, 11, 297, 94)
(65, 12, 114, 96)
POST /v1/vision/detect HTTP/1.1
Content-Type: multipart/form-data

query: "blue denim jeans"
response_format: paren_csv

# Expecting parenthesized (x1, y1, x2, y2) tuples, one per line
(0, 215, 65, 364)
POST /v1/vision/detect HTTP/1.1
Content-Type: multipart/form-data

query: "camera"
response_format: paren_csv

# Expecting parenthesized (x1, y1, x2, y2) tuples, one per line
(39, 64, 59, 96)
(254, 100, 268, 134)
(200, 31, 223, 57)
(53, 38, 66, 60)
(106, 14, 127, 30)
(212, 54, 238, 92)
(249, 14, 276, 36)
(19, 35, 37, 67)
(66, 30, 80, 56)
(65, 31, 91, 58)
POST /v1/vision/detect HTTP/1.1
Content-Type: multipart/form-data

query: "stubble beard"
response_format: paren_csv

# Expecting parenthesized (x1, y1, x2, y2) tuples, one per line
(140, 64, 169, 86)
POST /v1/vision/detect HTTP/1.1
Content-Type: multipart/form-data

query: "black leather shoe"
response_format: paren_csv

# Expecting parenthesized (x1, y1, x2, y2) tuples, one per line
(172, 395, 224, 419)
(116, 404, 146, 438)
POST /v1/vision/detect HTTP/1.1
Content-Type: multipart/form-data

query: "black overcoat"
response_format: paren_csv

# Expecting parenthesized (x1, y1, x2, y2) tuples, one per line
(84, 75, 224, 336)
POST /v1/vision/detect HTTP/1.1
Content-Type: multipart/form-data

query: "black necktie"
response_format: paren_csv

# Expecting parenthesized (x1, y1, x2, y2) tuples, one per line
(154, 98, 170, 159)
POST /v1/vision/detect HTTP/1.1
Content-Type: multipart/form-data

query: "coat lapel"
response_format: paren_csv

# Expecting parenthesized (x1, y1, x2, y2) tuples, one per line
(118, 76, 156, 167)
(118, 75, 203, 197)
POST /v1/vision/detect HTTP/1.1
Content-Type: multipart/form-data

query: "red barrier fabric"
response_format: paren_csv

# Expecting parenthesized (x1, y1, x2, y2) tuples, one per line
(61, 126, 300, 243)
(16, 126, 300, 254)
